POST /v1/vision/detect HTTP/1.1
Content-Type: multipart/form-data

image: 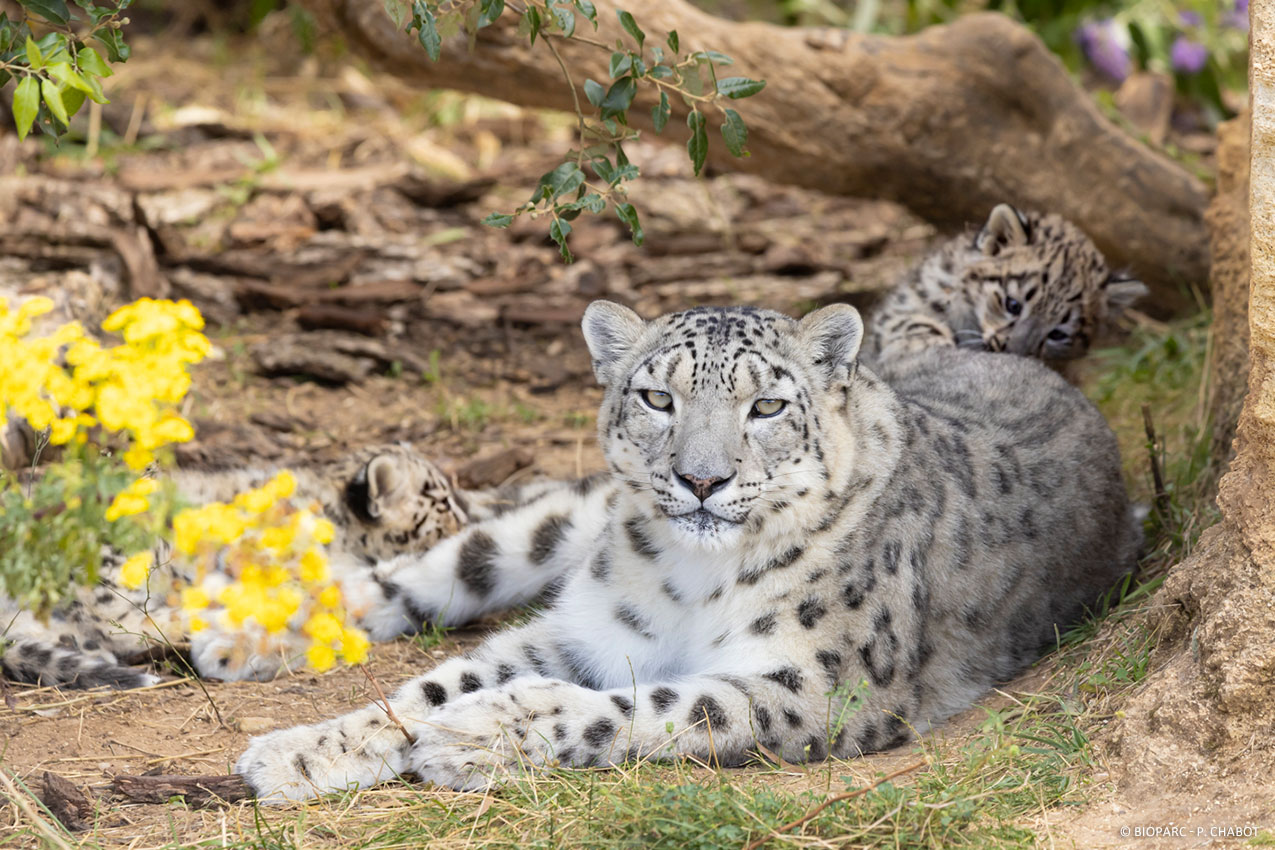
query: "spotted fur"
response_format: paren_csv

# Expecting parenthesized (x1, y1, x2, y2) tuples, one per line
(236, 301, 1139, 800)
(865, 204, 1147, 365)
(1, 445, 473, 689)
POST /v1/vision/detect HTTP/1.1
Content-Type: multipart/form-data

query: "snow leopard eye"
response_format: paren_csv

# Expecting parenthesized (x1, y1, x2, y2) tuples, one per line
(751, 399, 786, 418)
(641, 390, 673, 411)
(1005, 297, 1023, 316)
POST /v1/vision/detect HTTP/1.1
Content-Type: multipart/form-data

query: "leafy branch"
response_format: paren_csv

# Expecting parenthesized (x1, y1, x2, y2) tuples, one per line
(386, 0, 765, 261)
(0, 0, 134, 141)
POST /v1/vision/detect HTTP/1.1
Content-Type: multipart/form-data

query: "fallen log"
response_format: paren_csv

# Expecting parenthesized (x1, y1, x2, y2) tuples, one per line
(296, 1, 1209, 310)
(111, 773, 253, 807)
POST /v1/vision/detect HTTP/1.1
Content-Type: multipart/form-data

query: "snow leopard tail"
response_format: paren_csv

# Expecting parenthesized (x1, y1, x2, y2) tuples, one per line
(1, 637, 160, 690)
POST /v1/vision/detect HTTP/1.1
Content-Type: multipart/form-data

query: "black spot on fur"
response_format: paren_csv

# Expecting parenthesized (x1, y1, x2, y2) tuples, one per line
(610, 694, 634, 717)
(688, 696, 730, 732)
(615, 605, 655, 639)
(750, 612, 778, 635)
(584, 718, 616, 748)
(797, 597, 827, 629)
(530, 514, 572, 565)
(554, 722, 568, 741)
(458, 531, 498, 597)
(783, 709, 802, 728)
(459, 672, 483, 693)
(754, 705, 772, 732)
(816, 650, 842, 684)
(764, 667, 804, 693)
(496, 663, 516, 684)
(625, 516, 660, 558)
(590, 548, 612, 581)
(651, 687, 678, 714)
(421, 681, 447, 706)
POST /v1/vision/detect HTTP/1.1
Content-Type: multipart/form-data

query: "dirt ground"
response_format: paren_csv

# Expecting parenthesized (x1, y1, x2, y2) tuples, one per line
(0, 24, 1267, 850)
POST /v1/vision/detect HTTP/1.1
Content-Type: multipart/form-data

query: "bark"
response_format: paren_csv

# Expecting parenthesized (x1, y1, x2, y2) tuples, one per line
(1101, 5, 1274, 798)
(110, 774, 253, 807)
(296, 0, 1209, 309)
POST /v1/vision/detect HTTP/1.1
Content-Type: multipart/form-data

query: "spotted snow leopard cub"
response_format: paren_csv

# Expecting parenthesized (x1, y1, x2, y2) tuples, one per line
(236, 301, 1139, 799)
(865, 204, 1148, 366)
(0, 444, 476, 689)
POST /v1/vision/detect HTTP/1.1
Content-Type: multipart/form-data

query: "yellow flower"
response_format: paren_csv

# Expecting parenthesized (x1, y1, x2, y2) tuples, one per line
(299, 548, 328, 583)
(104, 477, 159, 521)
(188, 615, 208, 633)
(181, 587, 210, 610)
(265, 470, 297, 500)
(304, 612, 343, 645)
(307, 643, 336, 672)
(313, 518, 335, 545)
(318, 585, 342, 609)
(339, 628, 370, 665)
(119, 551, 154, 589)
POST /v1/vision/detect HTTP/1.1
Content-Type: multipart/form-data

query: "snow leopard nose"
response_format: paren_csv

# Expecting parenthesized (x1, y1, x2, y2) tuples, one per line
(675, 471, 735, 503)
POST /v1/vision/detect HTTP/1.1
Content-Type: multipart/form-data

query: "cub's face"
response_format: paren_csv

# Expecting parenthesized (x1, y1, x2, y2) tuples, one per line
(583, 302, 862, 548)
(343, 447, 466, 560)
(963, 206, 1146, 362)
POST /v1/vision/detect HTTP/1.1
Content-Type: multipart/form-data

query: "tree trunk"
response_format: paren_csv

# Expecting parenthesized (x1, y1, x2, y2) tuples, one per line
(296, 0, 1209, 310)
(1100, 4, 1274, 805)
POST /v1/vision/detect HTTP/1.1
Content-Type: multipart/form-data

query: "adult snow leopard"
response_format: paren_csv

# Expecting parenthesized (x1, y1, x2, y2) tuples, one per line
(236, 301, 1139, 799)
(865, 204, 1147, 365)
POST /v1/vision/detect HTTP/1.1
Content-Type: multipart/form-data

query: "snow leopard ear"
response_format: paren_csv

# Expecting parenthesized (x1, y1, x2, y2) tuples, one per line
(1102, 275, 1148, 315)
(798, 304, 863, 384)
(582, 300, 646, 386)
(363, 454, 410, 521)
(976, 203, 1031, 256)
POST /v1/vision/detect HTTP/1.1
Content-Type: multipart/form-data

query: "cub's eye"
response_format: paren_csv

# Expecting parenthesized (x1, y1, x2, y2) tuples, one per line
(1005, 297, 1023, 316)
(1046, 329, 1070, 342)
(752, 399, 786, 418)
(640, 390, 673, 411)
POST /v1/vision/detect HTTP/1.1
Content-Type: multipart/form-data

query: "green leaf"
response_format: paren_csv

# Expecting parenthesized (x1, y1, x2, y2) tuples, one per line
(717, 76, 766, 99)
(616, 202, 644, 246)
(691, 49, 733, 65)
(651, 90, 669, 133)
(583, 78, 605, 107)
(416, 4, 441, 60)
(76, 46, 112, 77)
(525, 6, 541, 44)
(94, 27, 129, 62)
(721, 108, 747, 157)
(479, 0, 504, 28)
(384, 0, 411, 28)
(549, 217, 573, 262)
(616, 9, 644, 49)
(25, 36, 43, 70)
(573, 0, 597, 26)
(532, 161, 585, 202)
(60, 85, 85, 118)
(579, 192, 605, 213)
(12, 76, 39, 141)
(549, 1, 574, 37)
(40, 77, 68, 125)
(608, 51, 631, 79)
(18, 0, 70, 26)
(589, 156, 615, 183)
(600, 76, 636, 120)
(666, 30, 678, 53)
(483, 212, 515, 228)
(46, 62, 93, 95)
(651, 46, 663, 63)
(649, 64, 673, 79)
(686, 110, 707, 176)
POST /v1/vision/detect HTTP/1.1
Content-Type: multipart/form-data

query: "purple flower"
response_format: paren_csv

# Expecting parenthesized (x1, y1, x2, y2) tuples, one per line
(1226, 0, 1249, 30)
(1178, 10, 1203, 26)
(1170, 35, 1209, 73)
(1075, 20, 1131, 83)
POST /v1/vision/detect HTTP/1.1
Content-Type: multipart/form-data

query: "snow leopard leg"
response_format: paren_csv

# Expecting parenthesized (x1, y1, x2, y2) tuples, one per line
(354, 475, 618, 640)
(1, 635, 160, 689)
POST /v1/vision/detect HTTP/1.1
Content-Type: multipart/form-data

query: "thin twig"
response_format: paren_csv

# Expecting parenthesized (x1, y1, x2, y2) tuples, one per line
(742, 758, 928, 850)
(1141, 404, 1170, 519)
(362, 666, 417, 745)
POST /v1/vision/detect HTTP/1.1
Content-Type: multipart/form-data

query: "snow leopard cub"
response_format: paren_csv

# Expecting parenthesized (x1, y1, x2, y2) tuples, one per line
(865, 204, 1148, 366)
(236, 301, 1139, 799)
(0, 444, 472, 689)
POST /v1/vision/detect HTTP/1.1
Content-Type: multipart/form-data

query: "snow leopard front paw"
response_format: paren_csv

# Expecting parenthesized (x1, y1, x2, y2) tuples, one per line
(236, 710, 413, 802)
(190, 632, 286, 682)
(409, 681, 590, 791)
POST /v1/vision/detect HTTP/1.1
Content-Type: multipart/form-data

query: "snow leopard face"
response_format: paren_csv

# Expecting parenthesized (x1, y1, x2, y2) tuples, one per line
(582, 302, 863, 548)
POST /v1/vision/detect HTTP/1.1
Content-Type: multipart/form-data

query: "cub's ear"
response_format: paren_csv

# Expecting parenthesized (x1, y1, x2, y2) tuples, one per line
(582, 300, 645, 386)
(798, 304, 863, 384)
(363, 454, 409, 521)
(1103, 275, 1148, 315)
(975, 203, 1031, 256)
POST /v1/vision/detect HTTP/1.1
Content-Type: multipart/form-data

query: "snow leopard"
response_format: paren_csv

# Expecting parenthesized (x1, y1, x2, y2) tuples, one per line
(864, 204, 1148, 366)
(0, 444, 476, 689)
(235, 301, 1140, 800)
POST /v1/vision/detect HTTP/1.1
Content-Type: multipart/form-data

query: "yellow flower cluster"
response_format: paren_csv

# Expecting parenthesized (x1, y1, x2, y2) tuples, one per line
(170, 471, 368, 672)
(0, 296, 210, 469)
